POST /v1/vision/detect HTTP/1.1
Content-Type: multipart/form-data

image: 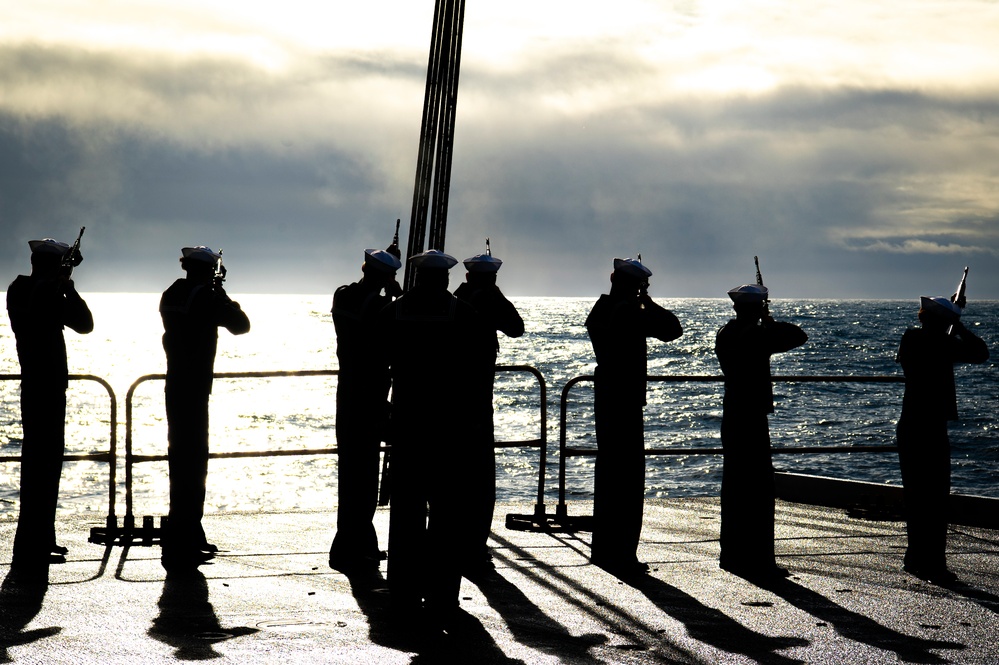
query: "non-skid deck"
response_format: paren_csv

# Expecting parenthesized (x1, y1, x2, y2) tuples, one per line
(2, 498, 998, 664)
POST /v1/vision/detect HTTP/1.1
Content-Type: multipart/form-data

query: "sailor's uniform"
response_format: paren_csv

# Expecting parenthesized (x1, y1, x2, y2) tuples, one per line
(7, 238, 93, 568)
(586, 258, 682, 573)
(715, 284, 807, 578)
(160, 246, 249, 566)
(896, 296, 989, 580)
(453, 250, 524, 572)
(378, 250, 491, 627)
(328, 249, 401, 571)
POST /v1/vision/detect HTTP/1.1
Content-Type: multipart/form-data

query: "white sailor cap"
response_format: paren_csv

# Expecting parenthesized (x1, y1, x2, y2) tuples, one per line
(919, 296, 961, 322)
(613, 257, 652, 279)
(28, 238, 72, 255)
(728, 284, 769, 303)
(181, 246, 222, 264)
(411, 249, 458, 271)
(463, 253, 503, 273)
(364, 248, 402, 273)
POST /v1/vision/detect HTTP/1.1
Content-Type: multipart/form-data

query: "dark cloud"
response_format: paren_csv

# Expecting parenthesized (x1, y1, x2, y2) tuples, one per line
(1, 39, 997, 298)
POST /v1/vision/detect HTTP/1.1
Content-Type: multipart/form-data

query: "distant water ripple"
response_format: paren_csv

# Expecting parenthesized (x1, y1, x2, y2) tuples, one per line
(1, 294, 995, 518)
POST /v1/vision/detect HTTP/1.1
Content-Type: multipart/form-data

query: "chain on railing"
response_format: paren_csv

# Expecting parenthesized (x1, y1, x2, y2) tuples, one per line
(0, 374, 118, 531)
(553, 374, 906, 525)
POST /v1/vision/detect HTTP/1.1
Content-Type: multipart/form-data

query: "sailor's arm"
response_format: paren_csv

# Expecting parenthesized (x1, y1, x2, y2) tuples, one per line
(213, 286, 251, 335)
(950, 321, 990, 364)
(764, 319, 808, 353)
(494, 289, 525, 338)
(641, 297, 683, 343)
(62, 279, 94, 334)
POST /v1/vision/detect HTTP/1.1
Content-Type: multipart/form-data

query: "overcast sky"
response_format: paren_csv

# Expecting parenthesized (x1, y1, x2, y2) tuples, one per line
(1, 0, 997, 298)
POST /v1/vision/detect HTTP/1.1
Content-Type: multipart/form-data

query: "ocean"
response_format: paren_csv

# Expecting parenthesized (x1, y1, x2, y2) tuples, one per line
(1, 294, 996, 521)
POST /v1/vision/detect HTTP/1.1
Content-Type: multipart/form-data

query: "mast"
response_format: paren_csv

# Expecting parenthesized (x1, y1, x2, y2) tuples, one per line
(403, 0, 467, 291)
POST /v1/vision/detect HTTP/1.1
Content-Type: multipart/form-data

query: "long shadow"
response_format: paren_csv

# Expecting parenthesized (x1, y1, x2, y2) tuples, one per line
(486, 532, 707, 663)
(409, 609, 528, 665)
(628, 574, 809, 665)
(943, 581, 999, 617)
(147, 569, 258, 661)
(346, 570, 416, 652)
(345, 569, 526, 664)
(0, 569, 61, 664)
(760, 577, 964, 664)
(468, 563, 608, 664)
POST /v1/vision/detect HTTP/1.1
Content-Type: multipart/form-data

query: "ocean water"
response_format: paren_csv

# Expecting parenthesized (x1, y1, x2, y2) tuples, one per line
(1, 294, 996, 520)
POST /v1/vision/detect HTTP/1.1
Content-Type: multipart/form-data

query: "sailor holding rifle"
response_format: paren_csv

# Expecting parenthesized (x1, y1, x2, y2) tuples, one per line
(7, 230, 93, 574)
(586, 256, 683, 577)
(328, 241, 402, 575)
(453, 239, 524, 576)
(160, 246, 250, 570)
(895, 269, 989, 585)
(715, 259, 807, 582)
(376, 249, 489, 633)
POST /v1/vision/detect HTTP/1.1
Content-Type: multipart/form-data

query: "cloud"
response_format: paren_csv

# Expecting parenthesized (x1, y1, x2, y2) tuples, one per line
(2, 2, 998, 298)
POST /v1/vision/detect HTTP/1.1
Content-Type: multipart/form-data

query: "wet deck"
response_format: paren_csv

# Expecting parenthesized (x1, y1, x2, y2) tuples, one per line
(2, 498, 998, 664)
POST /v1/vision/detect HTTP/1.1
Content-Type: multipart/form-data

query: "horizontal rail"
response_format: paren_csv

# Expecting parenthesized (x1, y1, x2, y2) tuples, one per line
(558, 374, 906, 513)
(561, 445, 899, 457)
(124, 369, 343, 521)
(0, 373, 119, 522)
(125, 365, 548, 521)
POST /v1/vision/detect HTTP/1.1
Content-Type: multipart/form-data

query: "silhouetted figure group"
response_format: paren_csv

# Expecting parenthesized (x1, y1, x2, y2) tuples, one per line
(327, 245, 523, 632)
(4, 236, 991, 606)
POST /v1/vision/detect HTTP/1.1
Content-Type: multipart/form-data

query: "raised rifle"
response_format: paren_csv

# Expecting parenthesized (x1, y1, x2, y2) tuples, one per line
(754, 255, 770, 316)
(214, 249, 227, 287)
(387, 219, 402, 259)
(948, 266, 968, 335)
(60, 226, 86, 277)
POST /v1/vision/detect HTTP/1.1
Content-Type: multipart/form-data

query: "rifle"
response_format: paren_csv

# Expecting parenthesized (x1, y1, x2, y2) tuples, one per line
(636, 252, 649, 299)
(948, 266, 968, 335)
(386, 219, 402, 259)
(214, 249, 227, 287)
(60, 226, 86, 276)
(754, 255, 770, 316)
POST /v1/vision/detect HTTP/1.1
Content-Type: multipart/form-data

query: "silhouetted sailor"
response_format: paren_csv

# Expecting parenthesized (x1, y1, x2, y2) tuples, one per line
(6, 237, 93, 571)
(328, 248, 402, 574)
(453, 244, 524, 575)
(896, 295, 988, 584)
(377, 249, 488, 631)
(715, 283, 807, 582)
(160, 246, 250, 570)
(586, 257, 682, 577)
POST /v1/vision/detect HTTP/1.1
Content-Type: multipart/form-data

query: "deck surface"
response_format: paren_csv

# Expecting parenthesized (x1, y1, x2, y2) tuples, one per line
(2, 498, 998, 664)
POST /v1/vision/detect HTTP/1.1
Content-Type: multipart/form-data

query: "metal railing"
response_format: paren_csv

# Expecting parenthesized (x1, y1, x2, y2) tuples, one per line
(556, 374, 906, 521)
(0, 373, 119, 527)
(122, 369, 342, 529)
(496, 365, 548, 520)
(114, 365, 548, 542)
